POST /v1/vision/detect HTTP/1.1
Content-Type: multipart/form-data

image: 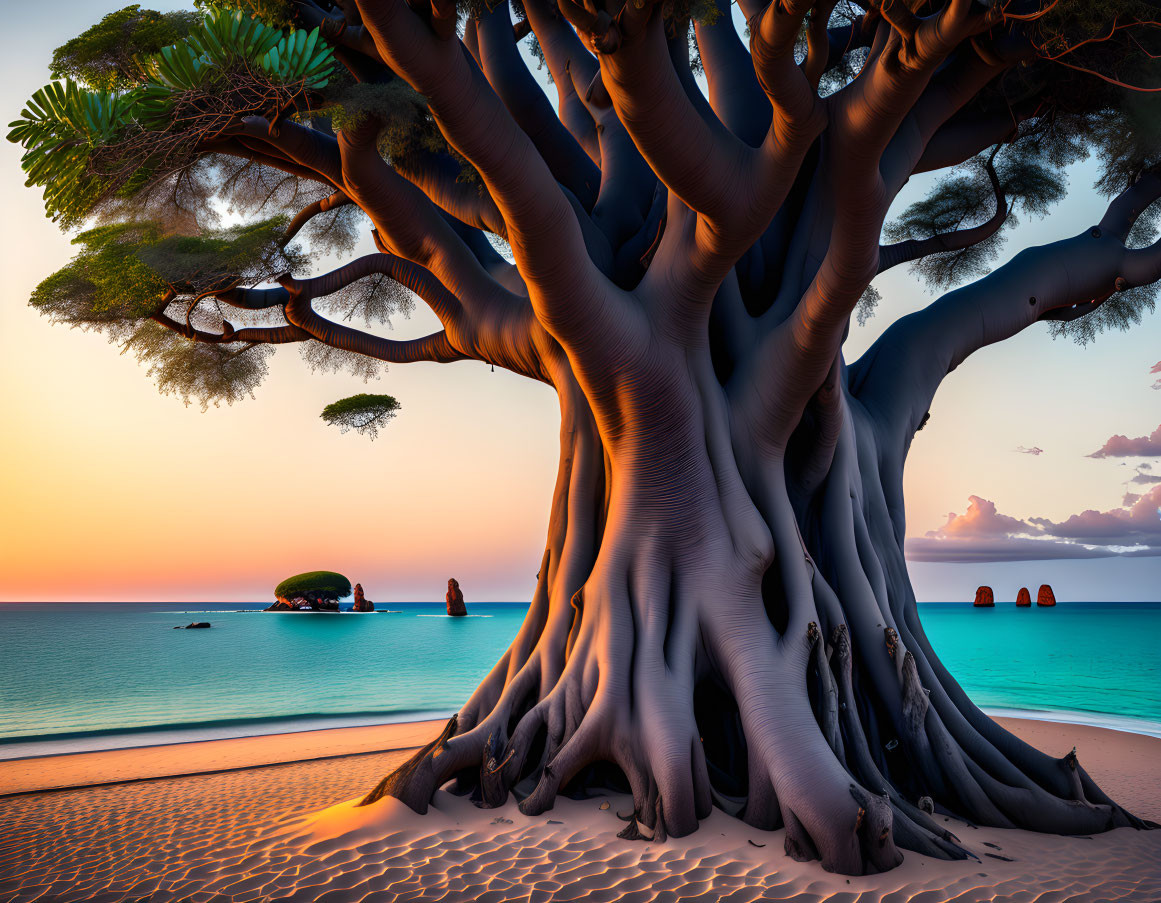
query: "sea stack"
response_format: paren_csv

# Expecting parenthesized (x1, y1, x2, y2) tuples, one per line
(973, 586, 994, 607)
(446, 578, 468, 616)
(351, 583, 374, 612)
(1037, 584, 1057, 607)
(1016, 587, 1031, 607)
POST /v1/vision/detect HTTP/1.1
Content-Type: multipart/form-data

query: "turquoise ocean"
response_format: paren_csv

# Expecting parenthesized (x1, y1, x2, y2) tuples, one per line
(1, 601, 1159, 759)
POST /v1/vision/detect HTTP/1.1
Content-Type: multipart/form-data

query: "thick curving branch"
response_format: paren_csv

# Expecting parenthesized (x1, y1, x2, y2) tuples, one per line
(851, 177, 1161, 454)
(282, 189, 351, 245)
(521, 0, 601, 160)
(693, 0, 771, 147)
(353, 0, 618, 348)
(474, 2, 601, 210)
(150, 310, 309, 345)
(337, 120, 524, 328)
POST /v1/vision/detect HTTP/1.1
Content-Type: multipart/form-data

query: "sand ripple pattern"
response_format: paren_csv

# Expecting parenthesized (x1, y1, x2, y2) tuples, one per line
(1, 751, 1159, 903)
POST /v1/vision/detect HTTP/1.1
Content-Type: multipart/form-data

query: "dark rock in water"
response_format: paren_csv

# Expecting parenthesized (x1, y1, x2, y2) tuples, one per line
(446, 578, 467, 617)
(1016, 587, 1031, 607)
(173, 622, 211, 629)
(351, 583, 375, 612)
(973, 586, 994, 607)
(1037, 584, 1056, 607)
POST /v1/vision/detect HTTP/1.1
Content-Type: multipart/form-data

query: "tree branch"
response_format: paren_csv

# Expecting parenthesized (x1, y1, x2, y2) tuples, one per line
(474, 2, 601, 210)
(353, 0, 620, 351)
(851, 178, 1161, 455)
(521, 0, 601, 162)
(282, 190, 351, 245)
(877, 148, 1007, 274)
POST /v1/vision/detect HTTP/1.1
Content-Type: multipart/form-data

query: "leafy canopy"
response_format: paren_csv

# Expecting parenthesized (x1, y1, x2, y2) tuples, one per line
(9, 6, 337, 226)
(274, 570, 352, 600)
(50, 5, 201, 91)
(30, 218, 304, 409)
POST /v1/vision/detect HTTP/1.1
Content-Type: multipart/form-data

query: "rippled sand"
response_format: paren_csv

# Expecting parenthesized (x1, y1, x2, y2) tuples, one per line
(1, 720, 1159, 903)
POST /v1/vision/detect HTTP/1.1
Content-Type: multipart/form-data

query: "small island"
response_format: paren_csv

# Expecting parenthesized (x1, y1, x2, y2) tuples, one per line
(265, 571, 351, 612)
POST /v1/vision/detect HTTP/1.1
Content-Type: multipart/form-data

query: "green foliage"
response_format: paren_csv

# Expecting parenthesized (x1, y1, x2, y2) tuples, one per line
(31, 218, 302, 327)
(30, 218, 303, 408)
(274, 570, 352, 600)
(855, 284, 880, 326)
(197, 0, 297, 29)
(1049, 285, 1158, 345)
(8, 81, 140, 225)
(122, 319, 276, 408)
(321, 394, 401, 439)
(50, 5, 200, 91)
(884, 148, 1068, 292)
(314, 79, 481, 185)
(9, 7, 336, 225)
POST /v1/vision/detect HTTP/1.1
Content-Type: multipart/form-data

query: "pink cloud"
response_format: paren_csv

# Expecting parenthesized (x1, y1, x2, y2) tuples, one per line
(1088, 424, 1161, 458)
(927, 495, 1032, 539)
(1029, 484, 1161, 546)
(1015, 446, 1044, 456)
(909, 488, 1161, 562)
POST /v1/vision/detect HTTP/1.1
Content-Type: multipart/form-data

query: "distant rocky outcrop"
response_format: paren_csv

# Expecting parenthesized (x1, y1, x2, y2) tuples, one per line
(1037, 584, 1057, 607)
(973, 586, 995, 607)
(173, 622, 211, 629)
(446, 578, 467, 616)
(1016, 587, 1031, 607)
(351, 583, 374, 612)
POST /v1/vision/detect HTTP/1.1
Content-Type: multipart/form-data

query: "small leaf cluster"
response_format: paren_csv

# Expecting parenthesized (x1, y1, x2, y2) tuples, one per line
(321, 394, 402, 439)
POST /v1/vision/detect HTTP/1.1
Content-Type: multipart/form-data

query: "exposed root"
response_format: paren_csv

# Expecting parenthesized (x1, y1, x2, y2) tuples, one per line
(360, 715, 458, 810)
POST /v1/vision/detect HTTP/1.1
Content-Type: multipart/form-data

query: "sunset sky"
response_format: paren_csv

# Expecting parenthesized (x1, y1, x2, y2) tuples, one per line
(1, 1, 1159, 603)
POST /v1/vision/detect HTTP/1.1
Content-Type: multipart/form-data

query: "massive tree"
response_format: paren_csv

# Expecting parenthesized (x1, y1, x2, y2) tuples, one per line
(12, 0, 1161, 875)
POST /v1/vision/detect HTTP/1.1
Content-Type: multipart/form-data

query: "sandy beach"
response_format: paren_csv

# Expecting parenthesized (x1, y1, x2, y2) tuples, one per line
(1, 715, 1158, 902)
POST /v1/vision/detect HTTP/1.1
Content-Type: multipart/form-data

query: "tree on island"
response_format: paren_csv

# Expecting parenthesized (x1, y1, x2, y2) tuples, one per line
(11, 0, 1161, 874)
(269, 570, 352, 609)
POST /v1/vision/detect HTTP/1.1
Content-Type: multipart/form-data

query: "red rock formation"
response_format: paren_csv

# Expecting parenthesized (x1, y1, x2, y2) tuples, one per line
(351, 583, 375, 612)
(1016, 587, 1031, 607)
(446, 578, 467, 616)
(1037, 584, 1057, 607)
(973, 586, 995, 607)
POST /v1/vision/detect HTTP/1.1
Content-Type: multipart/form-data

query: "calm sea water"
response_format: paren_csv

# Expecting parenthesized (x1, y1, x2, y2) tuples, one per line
(1, 601, 1158, 758)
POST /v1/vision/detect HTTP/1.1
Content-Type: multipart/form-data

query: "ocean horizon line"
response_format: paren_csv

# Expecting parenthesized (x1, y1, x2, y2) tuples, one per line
(3, 598, 1160, 605)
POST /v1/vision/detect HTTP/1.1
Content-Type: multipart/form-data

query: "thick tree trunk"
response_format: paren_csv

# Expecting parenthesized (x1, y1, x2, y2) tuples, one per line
(362, 337, 1152, 876)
